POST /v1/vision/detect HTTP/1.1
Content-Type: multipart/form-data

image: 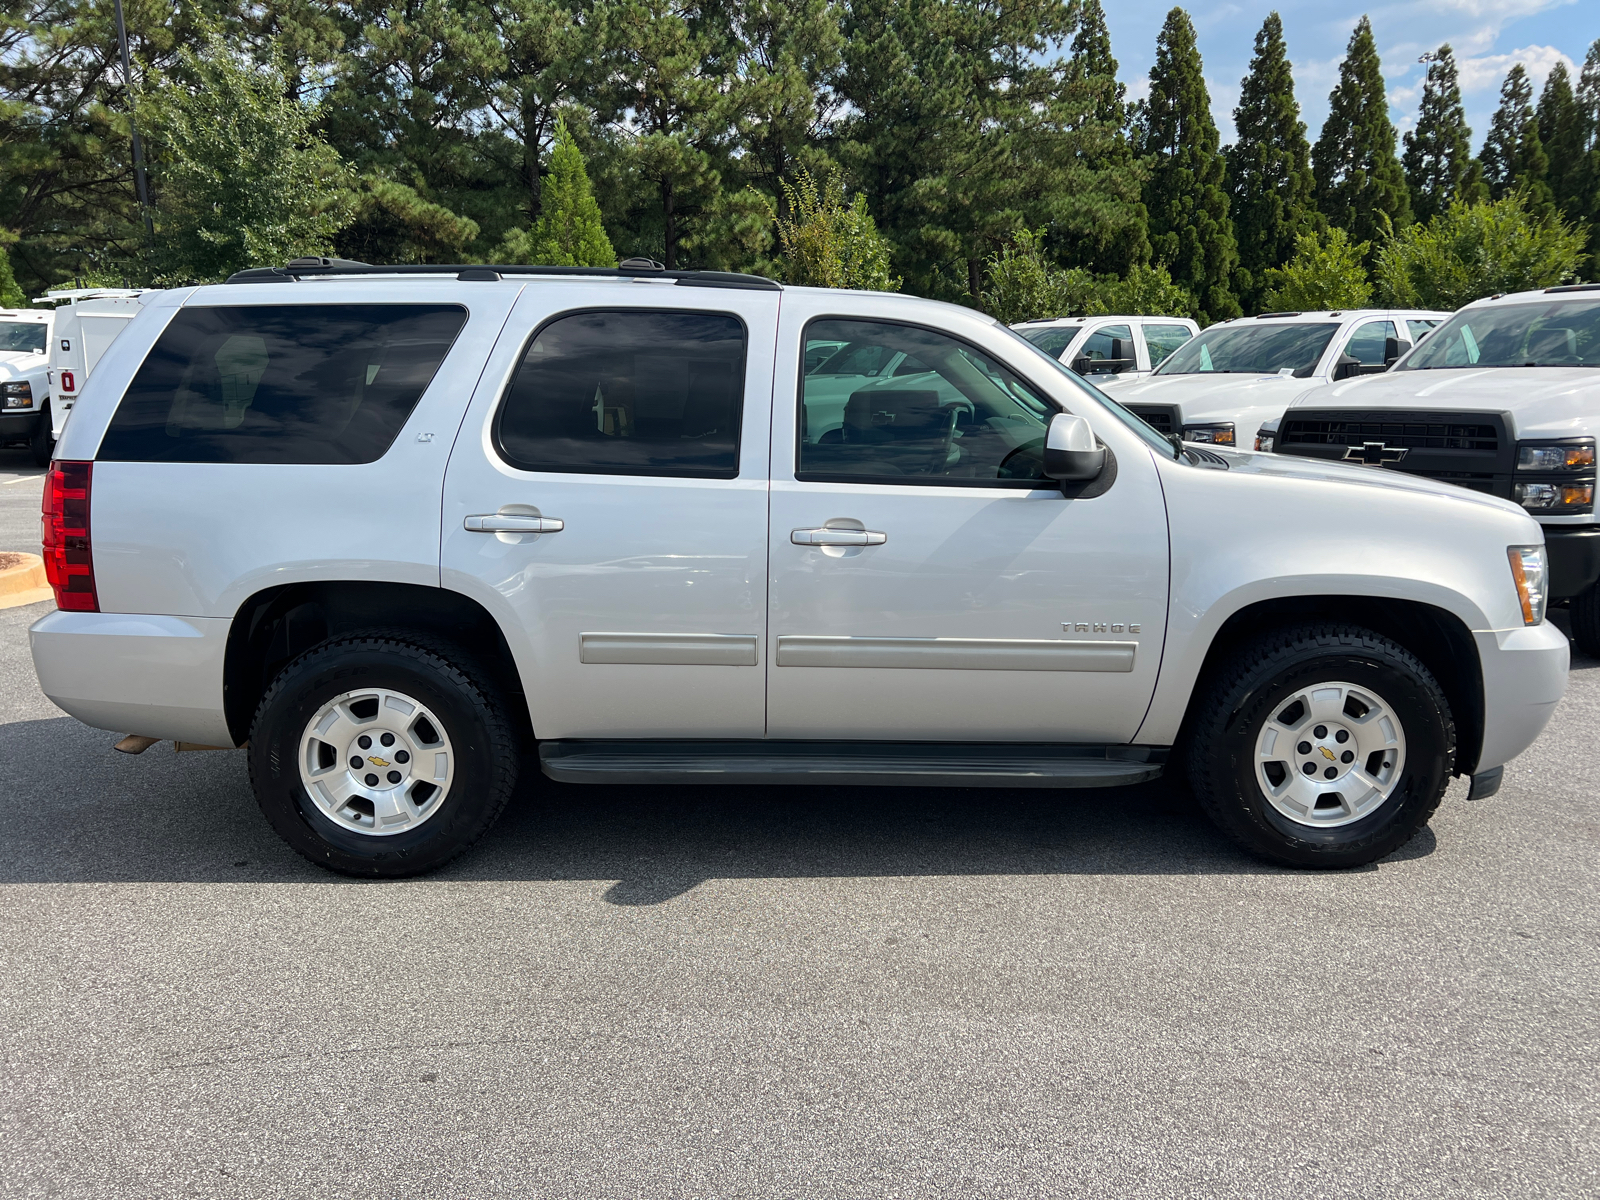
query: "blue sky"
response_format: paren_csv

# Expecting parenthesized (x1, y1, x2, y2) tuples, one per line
(1102, 2, 1599, 152)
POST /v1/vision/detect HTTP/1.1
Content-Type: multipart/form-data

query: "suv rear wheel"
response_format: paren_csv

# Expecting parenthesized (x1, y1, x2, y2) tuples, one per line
(1186, 624, 1454, 868)
(248, 633, 519, 877)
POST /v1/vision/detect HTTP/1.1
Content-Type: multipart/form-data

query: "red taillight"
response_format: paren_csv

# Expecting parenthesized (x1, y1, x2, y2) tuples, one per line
(41, 460, 96, 611)
(60, 370, 75, 393)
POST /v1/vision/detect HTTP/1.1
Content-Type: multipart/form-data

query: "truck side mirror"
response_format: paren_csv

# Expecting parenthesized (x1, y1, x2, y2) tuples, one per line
(1332, 353, 1361, 381)
(1384, 337, 1412, 366)
(1043, 413, 1105, 482)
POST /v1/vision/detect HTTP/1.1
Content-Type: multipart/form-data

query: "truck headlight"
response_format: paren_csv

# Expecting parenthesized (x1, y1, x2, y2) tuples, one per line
(2, 381, 32, 409)
(1515, 482, 1595, 510)
(1183, 423, 1235, 445)
(1507, 545, 1547, 626)
(1516, 440, 1595, 470)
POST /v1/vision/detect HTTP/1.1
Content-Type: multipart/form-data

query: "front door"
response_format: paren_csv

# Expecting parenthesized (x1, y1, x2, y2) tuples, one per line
(441, 287, 777, 739)
(766, 299, 1171, 742)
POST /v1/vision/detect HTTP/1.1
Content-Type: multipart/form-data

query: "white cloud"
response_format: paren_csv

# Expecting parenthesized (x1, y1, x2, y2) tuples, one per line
(1457, 44, 1577, 93)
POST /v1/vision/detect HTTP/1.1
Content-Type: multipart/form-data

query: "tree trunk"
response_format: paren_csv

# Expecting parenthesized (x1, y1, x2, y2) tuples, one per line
(663, 177, 676, 268)
(968, 255, 983, 306)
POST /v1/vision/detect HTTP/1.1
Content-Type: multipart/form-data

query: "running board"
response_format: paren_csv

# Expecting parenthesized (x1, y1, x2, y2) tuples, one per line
(538, 740, 1166, 788)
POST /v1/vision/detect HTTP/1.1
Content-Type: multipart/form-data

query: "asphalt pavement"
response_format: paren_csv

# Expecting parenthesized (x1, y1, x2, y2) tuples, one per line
(0, 444, 1595, 1198)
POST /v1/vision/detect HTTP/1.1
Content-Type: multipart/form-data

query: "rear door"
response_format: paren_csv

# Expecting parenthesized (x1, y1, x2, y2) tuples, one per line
(441, 284, 778, 739)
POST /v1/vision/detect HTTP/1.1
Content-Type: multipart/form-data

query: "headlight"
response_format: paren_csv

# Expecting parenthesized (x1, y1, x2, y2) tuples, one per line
(1516, 440, 1595, 470)
(1507, 545, 1547, 626)
(1515, 482, 1595, 510)
(1255, 434, 1274, 452)
(2, 381, 31, 409)
(1183, 423, 1235, 445)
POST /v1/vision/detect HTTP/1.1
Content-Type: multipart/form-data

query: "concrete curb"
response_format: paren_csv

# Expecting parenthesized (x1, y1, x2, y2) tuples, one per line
(0, 552, 53, 611)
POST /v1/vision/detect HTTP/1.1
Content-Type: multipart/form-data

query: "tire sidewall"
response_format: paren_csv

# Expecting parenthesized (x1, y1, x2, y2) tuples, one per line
(1216, 649, 1451, 865)
(250, 644, 505, 875)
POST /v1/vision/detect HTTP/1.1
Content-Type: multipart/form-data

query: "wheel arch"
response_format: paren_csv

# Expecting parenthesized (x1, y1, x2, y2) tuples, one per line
(223, 580, 526, 747)
(1160, 594, 1485, 778)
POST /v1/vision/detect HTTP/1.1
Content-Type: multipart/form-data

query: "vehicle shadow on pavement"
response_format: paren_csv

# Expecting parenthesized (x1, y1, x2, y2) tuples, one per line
(0, 713, 1438, 897)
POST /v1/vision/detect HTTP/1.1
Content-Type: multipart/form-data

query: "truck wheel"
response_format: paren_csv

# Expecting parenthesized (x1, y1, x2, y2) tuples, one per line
(1568, 581, 1600, 657)
(248, 633, 519, 877)
(1185, 624, 1454, 868)
(30, 406, 53, 467)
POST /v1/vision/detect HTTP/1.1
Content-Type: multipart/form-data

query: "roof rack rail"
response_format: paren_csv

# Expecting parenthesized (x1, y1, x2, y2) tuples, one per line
(1545, 283, 1600, 294)
(1255, 311, 1301, 318)
(224, 257, 782, 291)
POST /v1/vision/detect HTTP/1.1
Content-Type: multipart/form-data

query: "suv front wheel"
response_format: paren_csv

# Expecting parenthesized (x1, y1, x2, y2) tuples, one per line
(248, 633, 519, 877)
(1186, 625, 1454, 868)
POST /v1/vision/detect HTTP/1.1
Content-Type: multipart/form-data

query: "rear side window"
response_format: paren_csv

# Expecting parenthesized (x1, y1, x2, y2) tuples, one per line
(494, 309, 746, 478)
(99, 304, 466, 464)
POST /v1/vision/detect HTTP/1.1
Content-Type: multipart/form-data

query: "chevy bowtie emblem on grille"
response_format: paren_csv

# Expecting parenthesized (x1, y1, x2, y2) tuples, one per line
(1344, 441, 1409, 465)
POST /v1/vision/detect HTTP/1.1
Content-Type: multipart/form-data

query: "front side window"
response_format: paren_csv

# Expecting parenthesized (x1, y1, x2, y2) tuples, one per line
(495, 309, 746, 478)
(1400, 300, 1600, 369)
(1078, 324, 1133, 373)
(798, 319, 1061, 486)
(0, 321, 47, 354)
(1344, 320, 1396, 366)
(1155, 322, 1339, 378)
(1142, 323, 1192, 367)
(99, 304, 467, 464)
(1017, 326, 1079, 358)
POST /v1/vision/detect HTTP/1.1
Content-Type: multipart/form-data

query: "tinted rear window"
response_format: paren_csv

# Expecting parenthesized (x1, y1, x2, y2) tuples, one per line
(494, 309, 746, 478)
(98, 304, 467, 464)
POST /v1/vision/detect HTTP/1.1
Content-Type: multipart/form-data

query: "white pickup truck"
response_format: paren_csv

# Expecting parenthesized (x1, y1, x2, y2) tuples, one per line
(0, 306, 54, 464)
(1101, 309, 1447, 447)
(1266, 286, 1600, 653)
(28, 259, 1567, 877)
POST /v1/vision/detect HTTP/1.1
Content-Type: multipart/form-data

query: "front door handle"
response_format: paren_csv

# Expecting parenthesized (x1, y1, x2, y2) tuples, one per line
(465, 514, 564, 533)
(791, 527, 887, 547)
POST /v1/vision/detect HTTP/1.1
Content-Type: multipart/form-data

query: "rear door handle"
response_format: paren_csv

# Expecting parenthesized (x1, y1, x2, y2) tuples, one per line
(465, 514, 564, 533)
(791, 527, 887, 547)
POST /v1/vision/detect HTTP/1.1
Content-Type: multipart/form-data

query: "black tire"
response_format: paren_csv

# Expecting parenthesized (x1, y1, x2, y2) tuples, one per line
(1569, 581, 1600, 657)
(30, 405, 53, 467)
(1185, 624, 1454, 869)
(248, 632, 519, 877)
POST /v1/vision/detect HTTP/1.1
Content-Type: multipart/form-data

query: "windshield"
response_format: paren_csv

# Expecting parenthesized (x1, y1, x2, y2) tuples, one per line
(1399, 299, 1600, 369)
(1000, 325, 1178, 457)
(0, 321, 47, 354)
(1154, 322, 1338, 378)
(1017, 327, 1079, 358)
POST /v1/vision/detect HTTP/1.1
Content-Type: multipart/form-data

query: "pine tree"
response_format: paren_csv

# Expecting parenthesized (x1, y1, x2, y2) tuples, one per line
(1139, 7, 1240, 323)
(1054, 0, 1149, 276)
(1577, 40, 1600, 269)
(1402, 45, 1486, 224)
(1481, 64, 1553, 215)
(1227, 12, 1319, 311)
(498, 119, 615, 266)
(1537, 62, 1586, 228)
(1312, 16, 1411, 252)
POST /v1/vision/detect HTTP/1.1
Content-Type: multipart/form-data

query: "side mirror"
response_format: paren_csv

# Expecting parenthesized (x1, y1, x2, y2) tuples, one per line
(1332, 353, 1361, 381)
(1043, 413, 1105, 482)
(1384, 337, 1412, 366)
(1071, 355, 1134, 375)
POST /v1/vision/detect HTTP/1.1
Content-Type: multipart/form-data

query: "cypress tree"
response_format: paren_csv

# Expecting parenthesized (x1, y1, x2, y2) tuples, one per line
(1139, 7, 1240, 323)
(497, 119, 616, 267)
(1481, 65, 1553, 214)
(1537, 62, 1586, 227)
(1402, 45, 1486, 224)
(1311, 16, 1411, 252)
(1227, 12, 1319, 311)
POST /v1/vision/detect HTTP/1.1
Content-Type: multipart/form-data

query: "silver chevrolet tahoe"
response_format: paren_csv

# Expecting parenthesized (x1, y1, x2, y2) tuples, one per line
(28, 258, 1568, 877)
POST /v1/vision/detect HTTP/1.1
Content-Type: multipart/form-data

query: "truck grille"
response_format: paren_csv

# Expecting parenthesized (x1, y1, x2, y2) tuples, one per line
(1276, 409, 1514, 497)
(1125, 403, 1179, 436)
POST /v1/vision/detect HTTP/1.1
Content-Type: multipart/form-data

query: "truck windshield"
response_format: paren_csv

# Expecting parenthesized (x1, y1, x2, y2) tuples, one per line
(1154, 322, 1338, 378)
(0, 322, 46, 354)
(1398, 299, 1600, 369)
